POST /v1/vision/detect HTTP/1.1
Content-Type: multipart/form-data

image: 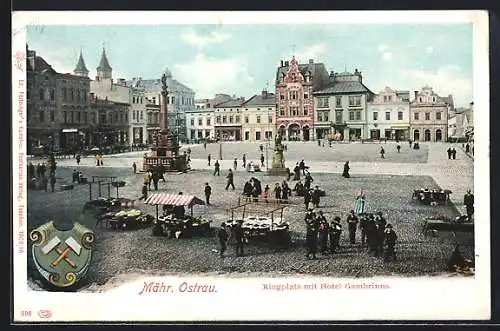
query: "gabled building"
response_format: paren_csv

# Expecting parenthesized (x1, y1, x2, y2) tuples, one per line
(312, 69, 374, 140)
(241, 89, 276, 142)
(409, 85, 450, 142)
(275, 57, 330, 141)
(367, 86, 410, 140)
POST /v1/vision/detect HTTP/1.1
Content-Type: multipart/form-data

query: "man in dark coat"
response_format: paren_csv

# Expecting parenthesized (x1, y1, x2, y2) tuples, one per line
(304, 172, 313, 191)
(447, 147, 452, 159)
(139, 183, 148, 200)
(311, 186, 321, 208)
(274, 183, 282, 200)
(232, 220, 245, 257)
(208, 154, 212, 166)
(452, 148, 457, 160)
(28, 162, 35, 180)
(342, 161, 350, 178)
(304, 189, 312, 210)
(281, 181, 290, 201)
(463, 189, 474, 220)
(260, 154, 265, 168)
(218, 223, 229, 258)
(299, 159, 306, 175)
(383, 224, 398, 262)
(346, 210, 359, 245)
(204, 183, 212, 205)
(293, 163, 301, 180)
(225, 169, 235, 190)
(242, 154, 246, 168)
(243, 181, 253, 199)
(366, 217, 378, 255)
(380, 146, 385, 159)
(359, 214, 369, 247)
(293, 180, 305, 196)
(305, 221, 318, 259)
(49, 175, 56, 192)
(329, 217, 342, 253)
(213, 160, 220, 176)
(152, 171, 159, 191)
(317, 211, 329, 255)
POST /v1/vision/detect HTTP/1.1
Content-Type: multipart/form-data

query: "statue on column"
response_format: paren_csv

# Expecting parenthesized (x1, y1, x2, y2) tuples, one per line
(272, 132, 285, 168)
(161, 73, 168, 91)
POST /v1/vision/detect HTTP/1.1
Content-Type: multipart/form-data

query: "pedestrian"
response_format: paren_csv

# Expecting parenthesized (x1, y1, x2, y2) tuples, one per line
(40, 163, 46, 178)
(72, 169, 78, 183)
(380, 146, 385, 159)
(41, 176, 48, 192)
(299, 159, 306, 175)
(232, 220, 245, 257)
(259, 144, 264, 152)
(281, 181, 290, 202)
(263, 185, 270, 202)
(132, 162, 137, 173)
(329, 140, 332, 148)
(329, 217, 342, 253)
(243, 181, 253, 201)
(204, 182, 212, 205)
(396, 144, 401, 153)
(311, 185, 321, 208)
(346, 210, 359, 245)
(242, 154, 246, 168)
(447, 147, 452, 159)
(305, 220, 318, 259)
(76, 154, 81, 166)
(148, 171, 153, 189)
(293, 163, 301, 180)
(260, 154, 265, 168)
(28, 162, 35, 180)
(354, 191, 366, 215)
(213, 160, 220, 176)
(359, 214, 369, 247)
(465, 143, 470, 153)
(304, 171, 313, 191)
(463, 189, 474, 220)
(274, 183, 282, 200)
(233, 158, 238, 170)
(408, 139, 412, 148)
(95, 154, 100, 166)
(208, 154, 212, 166)
(452, 147, 457, 160)
(342, 161, 350, 178)
(318, 139, 321, 146)
(218, 222, 229, 258)
(139, 183, 148, 200)
(225, 169, 235, 190)
(317, 211, 329, 254)
(49, 175, 56, 192)
(203, 141, 207, 149)
(383, 224, 398, 262)
(152, 171, 159, 191)
(366, 216, 378, 255)
(304, 189, 312, 210)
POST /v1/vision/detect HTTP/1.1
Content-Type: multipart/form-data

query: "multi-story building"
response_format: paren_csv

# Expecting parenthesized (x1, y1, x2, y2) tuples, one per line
(214, 98, 245, 141)
(275, 57, 330, 141)
(241, 89, 276, 142)
(366, 86, 410, 140)
(144, 101, 160, 144)
(312, 69, 374, 140)
(89, 94, 129, 147)
(195, 93, 232, 110)
(136, 69, 195, 143)
(409, 85, 450, 142)
(185, 108, 215, 143)
(129, 77, 147, 145)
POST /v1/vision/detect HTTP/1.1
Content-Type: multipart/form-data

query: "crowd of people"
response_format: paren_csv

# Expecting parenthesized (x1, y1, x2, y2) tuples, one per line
(27, 154, 57, 192)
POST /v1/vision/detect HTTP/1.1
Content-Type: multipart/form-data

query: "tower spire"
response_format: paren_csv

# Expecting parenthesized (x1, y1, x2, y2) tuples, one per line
(74, 47, 89, 77)
(96, 44, 112, 79)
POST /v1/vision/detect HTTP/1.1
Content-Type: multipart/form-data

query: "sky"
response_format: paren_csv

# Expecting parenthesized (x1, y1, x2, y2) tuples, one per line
(26, 23, 473, 107)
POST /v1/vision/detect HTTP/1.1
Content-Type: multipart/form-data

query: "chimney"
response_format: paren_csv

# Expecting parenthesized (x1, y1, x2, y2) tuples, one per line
(309, 59, 314, 64)
(280, 60, 284, 67)
(285, 61, 289, 66)
(414, 91, 418, 100)
(262, 89, 268, 98)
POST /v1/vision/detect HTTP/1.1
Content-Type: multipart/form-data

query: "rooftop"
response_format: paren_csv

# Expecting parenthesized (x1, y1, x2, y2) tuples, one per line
(313, 81, 373, 95)
(243, 92, 275, 107)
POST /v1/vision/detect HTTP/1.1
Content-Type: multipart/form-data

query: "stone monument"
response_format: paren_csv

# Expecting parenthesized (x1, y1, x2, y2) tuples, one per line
(266, 132, 290, 176)
(143, 73, 187, 172)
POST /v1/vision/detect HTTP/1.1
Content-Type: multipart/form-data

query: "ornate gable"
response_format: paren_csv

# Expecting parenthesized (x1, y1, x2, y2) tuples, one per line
(284, 57, 305, 84)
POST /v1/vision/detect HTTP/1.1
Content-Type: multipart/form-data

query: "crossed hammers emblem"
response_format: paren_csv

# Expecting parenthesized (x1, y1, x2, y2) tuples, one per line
(42, 236, 82, 268)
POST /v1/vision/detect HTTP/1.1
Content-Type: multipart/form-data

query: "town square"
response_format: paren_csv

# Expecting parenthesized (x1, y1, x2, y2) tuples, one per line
(20, 20, 476, 292)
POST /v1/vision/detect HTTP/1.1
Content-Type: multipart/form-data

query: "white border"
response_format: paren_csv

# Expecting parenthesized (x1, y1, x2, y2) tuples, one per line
(12, 10, 490, 322)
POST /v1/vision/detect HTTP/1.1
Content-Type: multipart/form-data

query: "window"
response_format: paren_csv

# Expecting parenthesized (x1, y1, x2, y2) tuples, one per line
(414, 112, 419, 120)
(222, 116, 227, 123)
(304, 93, 309, 99)
(349, 111, 355, 121)
(133, 111, 135, 120)
(171, 96, 175, 104)
(268, 115, 273, 123)
(398, 111, 403, 120)
(245, 116, 249, 123)
(140, 97, 143, 104)
(39, 111, 44, 122)
(336, 96, 342, 108)
(318, 97, 329, 108)
(256, 115, 261, 124)
(289, 90, 298, 100)
(84, 112, 88, 123)
(190, 118, 195, 126)
(83, 92, 87, 103)
(436, 112, 442, 120)
(304, 106, 309, 116)
(133, 97, 136, 103)
(348, 96, 362, 107)
(291, 107, 298, 116)
(39, 89, 44, 100)
(335, 110, 343, 123)
(190, 130, 195, 139)
(207, 118, 211, 125)
(385, 112, 390, 121)
(235, 115, 240, 123)
(356, 111, 361, 121)
(255, 131, 261, 140)
(278, 108, 285, 116)
(152, 97, 156, 104)
(92, 113, 96, 124)
(70, 111, 74, 123)
(77, 112, 81, 123)
(425, 112, 430, 120)
(50, 89, 55, 101)
(373, 112, 378, 121)
(419, 97, 422, 102)
(384, 95, 388, 102)
(140, 111, 143, 120)
(229, 116, 233, 123)
(280, 93, 285, 100)
(317, 112, 323, 122)
(50, 111, 54, 122)
(62, 88, 67, 101)
(70, 89, 74, 101)
(432, 97, 436, 102)
(198, 118, 202, 126)
(63, 111, 67, 123)
(245, 131, 250, 140)
(216, 116, 221, 124)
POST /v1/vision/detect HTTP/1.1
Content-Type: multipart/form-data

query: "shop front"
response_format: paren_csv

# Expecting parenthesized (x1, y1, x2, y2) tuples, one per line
(391, 124, 410, 141)
(215, 126, 242, 141)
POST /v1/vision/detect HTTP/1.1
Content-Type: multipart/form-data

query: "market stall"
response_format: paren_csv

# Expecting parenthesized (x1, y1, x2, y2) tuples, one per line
(422, 215, 474, 235)
(87, 197, 154, 230)
(144, 193, 210, 238)
(412, 188, 452, 206)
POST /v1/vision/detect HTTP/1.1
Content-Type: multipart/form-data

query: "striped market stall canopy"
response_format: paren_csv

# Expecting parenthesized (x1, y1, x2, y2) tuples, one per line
(144, 193, 205, 207)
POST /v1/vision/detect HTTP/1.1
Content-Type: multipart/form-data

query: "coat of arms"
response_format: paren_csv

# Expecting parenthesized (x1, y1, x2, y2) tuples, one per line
(30, 221, 94, 288)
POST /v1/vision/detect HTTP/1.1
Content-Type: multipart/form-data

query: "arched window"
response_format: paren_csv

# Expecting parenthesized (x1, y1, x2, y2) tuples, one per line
(435, 129, 442, 141)
(424, 129, 431, 141)
(413, 130, 420, 141)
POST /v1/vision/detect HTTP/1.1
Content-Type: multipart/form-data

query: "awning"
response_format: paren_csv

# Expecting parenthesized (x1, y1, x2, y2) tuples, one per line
(391, 125, 410, 129)
(144, 193, 205, 207)
(62, 128, 78, 133)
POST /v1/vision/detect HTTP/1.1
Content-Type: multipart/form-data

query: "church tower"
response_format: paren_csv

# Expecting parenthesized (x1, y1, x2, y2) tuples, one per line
(96, 47, 112, 80)
(73, 49, 89, 77)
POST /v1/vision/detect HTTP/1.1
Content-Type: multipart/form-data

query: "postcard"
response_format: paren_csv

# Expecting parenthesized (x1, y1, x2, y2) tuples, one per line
(12, 10, 489, 322)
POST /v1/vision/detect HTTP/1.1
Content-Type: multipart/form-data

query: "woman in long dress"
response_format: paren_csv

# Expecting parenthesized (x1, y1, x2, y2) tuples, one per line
(354, 191, 366, 215)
